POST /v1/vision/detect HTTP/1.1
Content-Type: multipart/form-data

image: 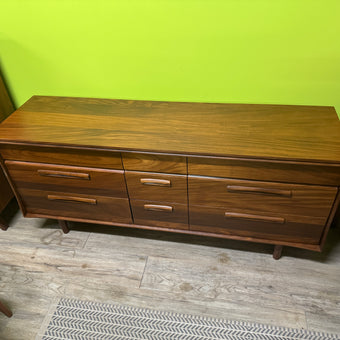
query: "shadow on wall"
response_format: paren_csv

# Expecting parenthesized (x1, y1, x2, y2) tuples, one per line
(0, 66, 15, 112)
(0, 37, 57, 107)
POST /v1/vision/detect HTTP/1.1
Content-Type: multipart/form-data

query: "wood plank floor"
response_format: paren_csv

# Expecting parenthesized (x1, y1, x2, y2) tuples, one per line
(1, 200, 340, 339)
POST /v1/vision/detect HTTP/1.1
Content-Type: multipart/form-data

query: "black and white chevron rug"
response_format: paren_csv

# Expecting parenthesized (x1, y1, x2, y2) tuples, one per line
(36, 298, 339, 340)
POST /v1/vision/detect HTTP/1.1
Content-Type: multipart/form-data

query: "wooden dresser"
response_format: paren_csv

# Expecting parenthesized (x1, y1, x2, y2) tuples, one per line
(0, 96, 339, 259)
(0, 74, 15, 230)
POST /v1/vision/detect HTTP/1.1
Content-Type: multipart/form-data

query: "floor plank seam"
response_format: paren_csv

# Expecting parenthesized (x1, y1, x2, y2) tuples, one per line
(139, 256, 148, 289)
(82, 231, 92, 249)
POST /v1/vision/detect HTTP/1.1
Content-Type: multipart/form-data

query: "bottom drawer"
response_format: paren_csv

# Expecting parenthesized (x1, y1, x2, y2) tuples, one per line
(19, 189, 132, 224)
(189, 205, 325, 244)
(131, 200, 188, 230)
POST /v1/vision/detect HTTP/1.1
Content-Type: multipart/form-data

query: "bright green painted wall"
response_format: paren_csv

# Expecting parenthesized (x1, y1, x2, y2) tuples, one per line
(1, 0, 339, 115)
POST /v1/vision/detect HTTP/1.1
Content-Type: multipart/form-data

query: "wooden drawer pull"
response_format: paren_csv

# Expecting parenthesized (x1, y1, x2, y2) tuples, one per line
(225, 212, 285, 224)
(38, 170, 90, 180)
(227, 185, 292, 197)
(144, 204, 173, 212)
(140, 178, 171, 187)
(47, 195, 97, 205)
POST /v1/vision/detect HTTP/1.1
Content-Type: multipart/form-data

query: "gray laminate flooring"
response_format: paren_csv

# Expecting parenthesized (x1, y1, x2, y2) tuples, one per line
(1, 201, 340, 339)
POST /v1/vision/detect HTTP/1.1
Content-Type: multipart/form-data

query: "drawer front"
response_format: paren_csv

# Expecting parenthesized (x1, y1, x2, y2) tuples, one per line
(19, 188, 132, 224)
(6, 161, 128, 198)
(122, 152, 186, 174)
(188, 156, 340, 186)
(125, 171, 187, 204)
(131, 200, 188, 230)
(189, 205, 325, 244)
(189, 176, 337, 220)
(0, 145, 122, 169)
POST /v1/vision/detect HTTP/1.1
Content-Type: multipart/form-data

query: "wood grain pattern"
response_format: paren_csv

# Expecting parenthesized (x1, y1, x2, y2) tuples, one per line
(125, 171, 187, 204)
(189, 205, 325, 244)
(47, 195, 97, 205)
(188, 176, 337, 220)
(19, 188, 132, 224)
(144, 204, 173, 212)
(0, 144, 123, 169)
(224, 212, 285, 224)
(122, 152, 187, 174)
(188, 156, 340, 186)
(0, 96, 339, 163)
(130, 199, 188, 230)
(5, 161, 128, 198)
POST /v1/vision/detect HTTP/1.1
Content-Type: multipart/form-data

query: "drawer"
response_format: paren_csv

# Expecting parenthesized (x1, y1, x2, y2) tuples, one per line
(19, 189, 132, 224)
(6, 161, 128, 198)
(189, 205, 325, 244)
(0, 145, 122, 169)
(188, 156, 340, 186)
(122, 152, 186, 174)
(189, 176, 337, 220)
(125, 171, 187, 204)
(130, 200, 188, 230)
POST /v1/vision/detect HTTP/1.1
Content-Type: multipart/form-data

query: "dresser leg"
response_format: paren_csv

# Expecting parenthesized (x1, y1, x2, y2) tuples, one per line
(58, 220, 70, 234)
(273, 245, 283, 260)
(0, 301, 12, 318)
(0, 216, 9, 231)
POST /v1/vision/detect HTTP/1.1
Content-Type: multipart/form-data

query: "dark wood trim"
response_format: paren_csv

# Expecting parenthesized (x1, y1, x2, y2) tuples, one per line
(319, 188, 340, 250)
(0, 155, 26, 215)
(58, 219, 70, 234)
(273, 245, 283, 260)
(0, 216, 9, 231)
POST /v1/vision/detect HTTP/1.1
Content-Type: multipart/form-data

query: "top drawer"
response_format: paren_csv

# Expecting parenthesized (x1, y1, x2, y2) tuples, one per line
(122, 152, 186, 174)
(6, 161, 128, 198)
(188, 156, 340, 186)
(0, 145, 122, 169)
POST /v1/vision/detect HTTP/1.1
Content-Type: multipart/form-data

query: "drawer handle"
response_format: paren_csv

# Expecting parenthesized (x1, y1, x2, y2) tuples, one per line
(226, 185, 292, 197)
(38, 170, 90, 180)
(144, 204, 173, 212)
(225, 212, 285, 224)
(140, 178, 171, 187)
(47, 195, 97, 205)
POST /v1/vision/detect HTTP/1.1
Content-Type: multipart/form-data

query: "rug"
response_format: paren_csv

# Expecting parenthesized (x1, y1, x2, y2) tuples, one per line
(36, 298, 339, 340)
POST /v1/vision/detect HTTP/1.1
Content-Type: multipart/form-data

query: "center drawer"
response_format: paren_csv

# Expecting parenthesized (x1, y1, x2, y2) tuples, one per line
(130, 199, 188, 230)
(125, 171, 187, 204)
(189, 176, 337, 220)
(5, 161, 128, 198)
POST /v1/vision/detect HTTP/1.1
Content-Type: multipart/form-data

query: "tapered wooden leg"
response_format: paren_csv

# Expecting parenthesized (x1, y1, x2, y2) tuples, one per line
(0, 301, 13, 318)
(0, 216, 9, 231)
(58, 219, 70, 234)
(273, 245, 283, 260)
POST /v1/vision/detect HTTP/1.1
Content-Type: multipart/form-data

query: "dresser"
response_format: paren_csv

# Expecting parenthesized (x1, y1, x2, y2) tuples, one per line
(0, 74, 15, 230)
(0, 96, 339, 259)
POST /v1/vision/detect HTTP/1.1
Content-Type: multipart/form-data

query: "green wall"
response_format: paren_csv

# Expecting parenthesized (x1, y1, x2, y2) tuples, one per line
(1, 0, 339, 115)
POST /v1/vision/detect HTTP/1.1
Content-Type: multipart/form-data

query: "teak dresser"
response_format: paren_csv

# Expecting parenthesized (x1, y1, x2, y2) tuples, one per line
(0, 96, 339, 259)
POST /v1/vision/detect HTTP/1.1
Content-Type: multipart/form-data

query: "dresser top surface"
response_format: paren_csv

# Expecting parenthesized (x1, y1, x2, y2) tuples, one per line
(0, 96, 339, 163)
